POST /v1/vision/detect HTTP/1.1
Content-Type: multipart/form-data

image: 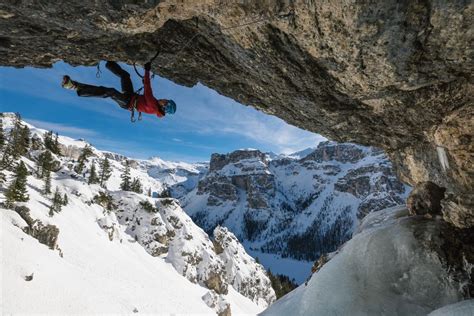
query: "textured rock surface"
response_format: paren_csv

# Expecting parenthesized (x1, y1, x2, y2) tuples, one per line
(15, 205, 60, 250)
(0, 0, 472, 224)
(407, 181, 446, 216)
(110, 192, 275, 306)
(213, 226, 276, 306)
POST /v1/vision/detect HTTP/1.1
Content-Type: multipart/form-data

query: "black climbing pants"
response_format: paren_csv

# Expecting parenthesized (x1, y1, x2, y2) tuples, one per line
(75, 61, 134, 109)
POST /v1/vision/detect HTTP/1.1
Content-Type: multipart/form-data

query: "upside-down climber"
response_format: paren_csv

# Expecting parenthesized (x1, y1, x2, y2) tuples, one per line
(61, 61, 176, 121)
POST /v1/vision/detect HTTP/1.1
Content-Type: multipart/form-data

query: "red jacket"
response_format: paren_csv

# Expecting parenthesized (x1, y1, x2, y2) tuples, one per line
(130, 70, 165, 117)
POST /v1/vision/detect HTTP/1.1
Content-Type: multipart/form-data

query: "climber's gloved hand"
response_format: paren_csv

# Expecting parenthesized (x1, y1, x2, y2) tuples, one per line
(144, 62, 151, 71)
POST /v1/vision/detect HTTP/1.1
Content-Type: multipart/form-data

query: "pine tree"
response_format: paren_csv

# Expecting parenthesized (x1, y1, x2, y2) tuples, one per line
(0, 118, 5, 150)
(267, 269, 298, 299)
(36, 150, 53, 178)
(49, 187, 63, 216)
(0, 118, 5, 171)
(5, 161, 29, 208)
(43, 170, 52, 195)
(74, 145, 93, 174)
(98, 157, 112, 188)
(0, 170, 6, 187)
(147, 187, 152, 197)
(0, 114, 30, 171)
(43, 131, 61, 155)
(62, 193, 69, 206)
(31, 134, 43, 150)
(1, 115, 21, 169)
(10, 114, 30, 158)
(88, 163, 99, 184)
(0, 143, 13, 170)
(18, 125, 30, 156)
(131, 177, 143, 194)
(53, 133, 61, 156)
(120, 160, 132, 191)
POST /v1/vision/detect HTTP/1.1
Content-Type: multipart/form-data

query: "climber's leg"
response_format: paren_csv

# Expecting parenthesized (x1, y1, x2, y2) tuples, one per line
(105, 61, 134, 98)
(62, 75, 130, 109)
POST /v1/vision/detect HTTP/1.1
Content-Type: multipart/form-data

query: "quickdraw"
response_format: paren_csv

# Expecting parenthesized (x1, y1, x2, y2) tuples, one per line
(96, 63, 102, 78)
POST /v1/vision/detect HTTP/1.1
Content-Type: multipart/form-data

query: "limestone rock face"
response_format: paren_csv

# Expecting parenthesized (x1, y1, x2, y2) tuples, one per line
(407, 181, 446, 216)
(15, 206, 60, 250)
(213, 226, 276, 306)
(109, 192, 275, 306)
(1, 0, 472, 224)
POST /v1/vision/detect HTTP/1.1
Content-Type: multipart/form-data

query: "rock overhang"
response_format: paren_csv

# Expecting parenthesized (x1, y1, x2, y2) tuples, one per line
(1, 0, 472, 226)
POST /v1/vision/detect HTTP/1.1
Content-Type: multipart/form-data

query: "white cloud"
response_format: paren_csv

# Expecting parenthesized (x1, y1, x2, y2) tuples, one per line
(25, 119, 98, 137)
(158, 84, 327, 154)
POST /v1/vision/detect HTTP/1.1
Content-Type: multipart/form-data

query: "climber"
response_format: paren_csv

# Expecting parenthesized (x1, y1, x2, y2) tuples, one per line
(61, 61, 176, 120)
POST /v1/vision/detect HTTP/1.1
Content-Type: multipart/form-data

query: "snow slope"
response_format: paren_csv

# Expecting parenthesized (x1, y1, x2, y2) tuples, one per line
(2, 208, 220, 314)
(1, 113, 271, 314)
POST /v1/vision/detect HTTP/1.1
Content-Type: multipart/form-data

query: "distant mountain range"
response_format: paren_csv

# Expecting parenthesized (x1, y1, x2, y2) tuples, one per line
(177, 143, 410, 281)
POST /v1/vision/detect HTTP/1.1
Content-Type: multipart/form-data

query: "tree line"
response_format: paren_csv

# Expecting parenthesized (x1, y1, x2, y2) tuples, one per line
(1, 113, 150, 213)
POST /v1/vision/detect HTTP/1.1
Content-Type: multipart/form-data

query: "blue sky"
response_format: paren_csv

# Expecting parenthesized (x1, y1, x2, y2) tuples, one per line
(0, 61, 325, 162)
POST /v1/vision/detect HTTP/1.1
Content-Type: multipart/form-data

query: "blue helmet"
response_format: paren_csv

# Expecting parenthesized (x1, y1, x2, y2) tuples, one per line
(165, 100, 176, 114)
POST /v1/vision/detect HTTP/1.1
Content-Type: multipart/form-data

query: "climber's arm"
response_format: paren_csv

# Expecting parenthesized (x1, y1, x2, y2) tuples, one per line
(144, 62, 154, 104)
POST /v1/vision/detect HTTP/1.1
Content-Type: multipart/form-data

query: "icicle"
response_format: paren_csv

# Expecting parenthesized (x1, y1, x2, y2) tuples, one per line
(436, 146, 450, 172)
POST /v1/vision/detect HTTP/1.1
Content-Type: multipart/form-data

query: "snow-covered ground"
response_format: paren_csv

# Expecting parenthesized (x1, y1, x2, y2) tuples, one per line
(3, 208, 250, 314)
(1, 113, 271, 315)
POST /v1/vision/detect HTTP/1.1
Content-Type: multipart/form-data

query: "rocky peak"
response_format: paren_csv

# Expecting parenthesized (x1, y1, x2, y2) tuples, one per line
(209, 150, 268, 173)
(302, 141, 369, 164)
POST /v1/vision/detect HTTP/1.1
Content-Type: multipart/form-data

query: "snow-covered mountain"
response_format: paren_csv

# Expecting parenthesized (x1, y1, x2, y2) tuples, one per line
(0, 113, 275, 315)
(179, 144, 410, 282)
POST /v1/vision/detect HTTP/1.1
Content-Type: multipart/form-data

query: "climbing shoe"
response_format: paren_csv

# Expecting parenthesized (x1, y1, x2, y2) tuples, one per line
(61, 75, 77, 90)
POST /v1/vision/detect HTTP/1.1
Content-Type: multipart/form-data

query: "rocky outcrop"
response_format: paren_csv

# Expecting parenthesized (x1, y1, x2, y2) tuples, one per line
(407, 181, 446, 216)
(113, 194, 228, 294)
(183, 143, 409, 262)
(210, 150, 268, 173)
(15, 206, 60, 250)
(441, 194, 474, 229)
(110, 192, 274, 306)
(1, 1, 471, 224)
(303, 142, 367, 164)
(213, 226, 276, 306)
(202, 291, 231, 316)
